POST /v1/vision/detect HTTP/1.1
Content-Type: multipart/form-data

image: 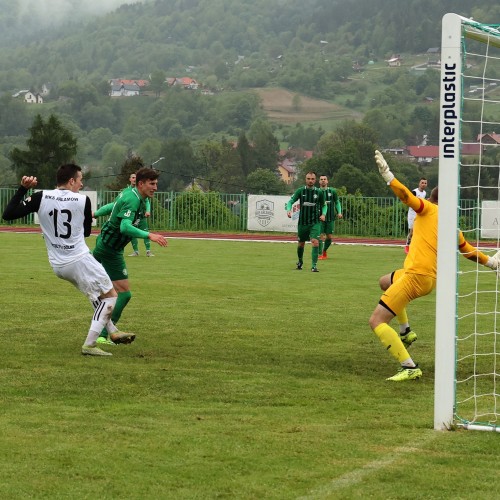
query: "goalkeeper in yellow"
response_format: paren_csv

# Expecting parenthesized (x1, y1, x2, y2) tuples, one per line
(370, 150, 500, 382)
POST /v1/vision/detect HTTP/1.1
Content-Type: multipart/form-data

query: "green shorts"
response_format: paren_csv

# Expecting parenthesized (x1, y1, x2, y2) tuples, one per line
(297, 222, 321, 242)
(320, 221, 335, 235)
(93, 236, 128, 282)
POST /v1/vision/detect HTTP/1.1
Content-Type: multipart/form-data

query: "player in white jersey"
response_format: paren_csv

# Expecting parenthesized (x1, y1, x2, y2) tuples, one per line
(2, 163, 135, 356)
(405, 177, 427, 254)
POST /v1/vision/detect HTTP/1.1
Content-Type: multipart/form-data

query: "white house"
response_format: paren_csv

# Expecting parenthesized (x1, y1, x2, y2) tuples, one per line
(41, 83, 52, 96)
(24, 91, 43, 104)
(12, 89, 29, 98)
(387, 54, 402, 67)
(110, 82, 141, 97)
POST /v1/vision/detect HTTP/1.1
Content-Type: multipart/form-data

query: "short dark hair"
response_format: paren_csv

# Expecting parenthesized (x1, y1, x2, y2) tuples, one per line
(136, 167, 160, 183)
(429, 186, 438, 203)
(306, 171, 317, 177)
(57, 163, 81, 185)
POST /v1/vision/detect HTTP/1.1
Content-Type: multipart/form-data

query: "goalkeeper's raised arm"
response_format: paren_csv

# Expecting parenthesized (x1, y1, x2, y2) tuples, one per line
(374, 149, 499, 273)
(375, 150, 424, 211)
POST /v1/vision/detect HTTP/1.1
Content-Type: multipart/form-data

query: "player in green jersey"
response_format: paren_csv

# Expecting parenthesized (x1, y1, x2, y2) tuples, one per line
(318, 174, 343, 260)
(285, 171, 327, 272)
(126, 172, 154, 257)
(93, 167, 168, 344)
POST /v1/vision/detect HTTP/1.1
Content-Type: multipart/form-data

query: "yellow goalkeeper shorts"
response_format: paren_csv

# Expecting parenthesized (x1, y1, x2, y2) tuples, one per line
(380, 269, 435, 316)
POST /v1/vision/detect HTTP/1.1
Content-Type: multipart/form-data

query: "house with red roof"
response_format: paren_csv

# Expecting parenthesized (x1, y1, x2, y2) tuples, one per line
(477, 133, 500, 145)
(278, 159, 298, 184)
(167, 77, 199, 89)
(461, 143, 482, 156)
(405, 145, 439, 163)
(109, 79, 149, 97)
(277, 149, 313, 183)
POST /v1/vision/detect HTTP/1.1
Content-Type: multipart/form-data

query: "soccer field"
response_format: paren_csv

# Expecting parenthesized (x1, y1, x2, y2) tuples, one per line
(1, 233, 499, 499)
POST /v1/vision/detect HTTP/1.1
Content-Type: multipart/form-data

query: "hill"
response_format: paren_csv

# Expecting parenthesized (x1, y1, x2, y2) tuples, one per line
(253, 88, 361, 128)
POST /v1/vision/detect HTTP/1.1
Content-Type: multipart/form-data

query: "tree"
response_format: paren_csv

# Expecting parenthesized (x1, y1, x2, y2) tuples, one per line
(301, 120, 394, 194)
(107, 153, 145, 190)
(236, 132, 254, 177)
(291, 93, 302, 112)
(0, 95, 31, 136)
(159, 138, 200, 191)
(149, 69, 167, 97)
(246, 168, 288, 195)
(9, 114, 78, 189)
(248, 120, 280, 171)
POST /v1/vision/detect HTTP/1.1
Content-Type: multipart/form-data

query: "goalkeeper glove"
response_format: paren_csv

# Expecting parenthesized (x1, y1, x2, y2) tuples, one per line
(374, 150, 395, 184)
(486, 249, 500, 271)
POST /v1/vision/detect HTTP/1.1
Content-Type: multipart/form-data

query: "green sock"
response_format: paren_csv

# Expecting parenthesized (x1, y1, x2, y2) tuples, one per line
(131, 238, 139, 252)
(318, 240, 324, 254)
(312, 246, 319, 266)
(145, 238, 151, 251)
(112, 291, 131, 324)
(324, 238, 332, 253)
(98, 291, 132, 339)
(297, 245, 304, 263)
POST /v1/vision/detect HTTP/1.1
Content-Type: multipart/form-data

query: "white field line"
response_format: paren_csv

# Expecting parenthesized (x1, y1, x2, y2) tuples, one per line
(297, 433, 436, 499)
(0, 228, 403, 246)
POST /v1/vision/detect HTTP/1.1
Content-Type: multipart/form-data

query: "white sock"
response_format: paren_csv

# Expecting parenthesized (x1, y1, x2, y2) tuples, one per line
(401, 357, 417, 368)
(107, 322, 118, 334)
(84, 297, 117, 345)
(83, 329, 101, 347)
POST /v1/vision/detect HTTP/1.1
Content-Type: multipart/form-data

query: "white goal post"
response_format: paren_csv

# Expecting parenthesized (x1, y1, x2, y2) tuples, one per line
(435, 14, 500, 431)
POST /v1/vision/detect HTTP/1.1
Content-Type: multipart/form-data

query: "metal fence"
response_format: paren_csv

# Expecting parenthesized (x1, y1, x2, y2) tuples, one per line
(0, 188, 478, 239)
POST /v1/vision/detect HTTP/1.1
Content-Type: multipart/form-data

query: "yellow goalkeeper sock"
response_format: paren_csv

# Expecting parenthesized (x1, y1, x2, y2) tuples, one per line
(396, 308, 409, 334)
(373, 323, 411, 364)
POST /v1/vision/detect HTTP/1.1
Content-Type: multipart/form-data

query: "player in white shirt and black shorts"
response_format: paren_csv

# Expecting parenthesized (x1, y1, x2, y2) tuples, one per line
(2, 164, 135, 356)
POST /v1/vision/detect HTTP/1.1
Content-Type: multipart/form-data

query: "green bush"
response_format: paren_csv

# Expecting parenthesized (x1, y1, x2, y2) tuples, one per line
(171, 191, 241, 231)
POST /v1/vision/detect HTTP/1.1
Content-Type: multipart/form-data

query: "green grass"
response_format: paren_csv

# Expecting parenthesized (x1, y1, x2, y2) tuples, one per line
(1, 233, 500, 499)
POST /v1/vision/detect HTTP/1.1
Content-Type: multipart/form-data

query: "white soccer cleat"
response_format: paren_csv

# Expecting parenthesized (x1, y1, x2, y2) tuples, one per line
(81, 345, 112, 356)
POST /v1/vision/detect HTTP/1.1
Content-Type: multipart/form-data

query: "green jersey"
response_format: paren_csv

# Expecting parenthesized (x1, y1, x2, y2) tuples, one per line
(286, 186, 326, 225)
(125, 184, 151, 212)
(321, 187, 342, 222)
(99, 187, 149, 251)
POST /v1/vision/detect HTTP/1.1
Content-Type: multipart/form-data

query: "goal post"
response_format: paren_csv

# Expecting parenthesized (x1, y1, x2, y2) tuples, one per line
(435, 14, 500, 431)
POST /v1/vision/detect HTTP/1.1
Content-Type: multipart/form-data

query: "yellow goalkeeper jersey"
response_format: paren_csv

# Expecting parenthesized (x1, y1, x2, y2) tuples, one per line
(390, 178, 489, 279)
(390, 179, 438, 277)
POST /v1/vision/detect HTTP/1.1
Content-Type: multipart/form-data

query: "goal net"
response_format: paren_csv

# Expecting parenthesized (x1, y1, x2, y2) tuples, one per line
(435, 14, 500, 431)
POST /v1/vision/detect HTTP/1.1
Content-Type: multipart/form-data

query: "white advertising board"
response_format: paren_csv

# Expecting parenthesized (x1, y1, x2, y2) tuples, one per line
(247, 194, 299, 233)
(481, 200, 500, 239)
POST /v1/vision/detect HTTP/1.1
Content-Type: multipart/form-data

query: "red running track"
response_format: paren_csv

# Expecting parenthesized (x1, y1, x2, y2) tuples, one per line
(0, 225, 406, 246)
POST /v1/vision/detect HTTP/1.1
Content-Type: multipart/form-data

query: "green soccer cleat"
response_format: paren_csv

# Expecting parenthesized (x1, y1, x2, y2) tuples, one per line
(110, 331, 136, 344)
(386, 365, 422, 382)
(81, 345, 112, 356)
(96, 337, 116, 346)
(400, 330, 417, 348)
